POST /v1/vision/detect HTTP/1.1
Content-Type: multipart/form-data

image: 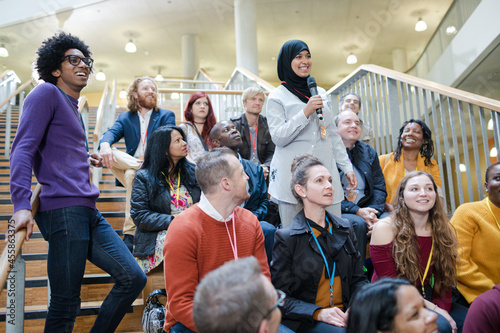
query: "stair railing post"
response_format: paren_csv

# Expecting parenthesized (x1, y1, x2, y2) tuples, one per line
(18, 91, 25, 118)
(5, 252, 25, 333)
(4, 84, 12, 158)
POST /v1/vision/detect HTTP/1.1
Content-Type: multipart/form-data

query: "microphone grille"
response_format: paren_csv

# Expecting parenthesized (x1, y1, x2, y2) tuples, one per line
(307, 76, 316, 88)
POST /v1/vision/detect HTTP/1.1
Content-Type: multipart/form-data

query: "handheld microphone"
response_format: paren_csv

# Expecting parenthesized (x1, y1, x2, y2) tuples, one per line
(307, 76, 323, 120)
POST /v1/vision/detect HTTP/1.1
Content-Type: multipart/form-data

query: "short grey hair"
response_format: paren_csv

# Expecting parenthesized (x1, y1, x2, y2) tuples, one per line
(193, 256, 272, 333)
(339, 91, 361, 110)
(195, 147, 236, 195)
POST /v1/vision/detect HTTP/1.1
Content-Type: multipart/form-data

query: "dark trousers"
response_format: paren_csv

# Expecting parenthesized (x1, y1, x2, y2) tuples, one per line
(36, 206, 147, 332)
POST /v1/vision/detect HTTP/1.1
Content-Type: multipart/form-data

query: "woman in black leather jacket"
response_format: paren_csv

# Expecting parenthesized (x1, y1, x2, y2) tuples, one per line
(271, 154, 368, 332)
(130, 125, 201, 273)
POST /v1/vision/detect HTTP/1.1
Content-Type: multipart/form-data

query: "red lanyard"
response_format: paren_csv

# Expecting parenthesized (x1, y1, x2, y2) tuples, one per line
(281, 80, 311, 100)
(250, 123, 258, 156)
(224, 212, 238, 260)
(140, 122, 149, 151)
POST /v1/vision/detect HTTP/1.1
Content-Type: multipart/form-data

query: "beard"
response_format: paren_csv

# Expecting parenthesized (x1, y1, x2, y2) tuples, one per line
(137, 93, 157, 110)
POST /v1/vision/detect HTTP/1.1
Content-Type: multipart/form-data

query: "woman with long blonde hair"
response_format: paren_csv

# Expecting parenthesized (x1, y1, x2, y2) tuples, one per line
(370, 171, 467, 333)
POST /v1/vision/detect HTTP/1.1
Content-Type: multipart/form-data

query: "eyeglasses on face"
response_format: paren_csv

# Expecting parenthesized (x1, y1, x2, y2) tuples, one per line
(61, 55, 94, 68)
(264, 289, 286, 318)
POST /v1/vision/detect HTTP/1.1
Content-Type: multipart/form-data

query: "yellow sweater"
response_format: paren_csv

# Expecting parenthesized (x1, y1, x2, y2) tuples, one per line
(450, 198, 500, 303)
(379, 152, 442, 205)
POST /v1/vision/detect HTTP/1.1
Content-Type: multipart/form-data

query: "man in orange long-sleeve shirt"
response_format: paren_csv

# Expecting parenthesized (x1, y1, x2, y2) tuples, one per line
(162, 147, 270, 333)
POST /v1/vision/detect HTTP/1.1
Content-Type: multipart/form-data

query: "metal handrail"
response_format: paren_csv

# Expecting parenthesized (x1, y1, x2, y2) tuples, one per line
(328, 64, 500, 213)
(328, 64, 500, 112)
(91, 80, 117, 187)
(0, 184, 41, 297)
(0, 79, 34, 111)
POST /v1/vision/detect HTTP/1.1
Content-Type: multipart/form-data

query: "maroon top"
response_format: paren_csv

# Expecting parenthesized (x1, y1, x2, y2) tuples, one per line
(370, 236, 451, 311)
(463, 284, 500, 333)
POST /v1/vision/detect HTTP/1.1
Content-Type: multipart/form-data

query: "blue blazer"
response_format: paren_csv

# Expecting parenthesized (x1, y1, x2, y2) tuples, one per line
(99, 108, 176, 156)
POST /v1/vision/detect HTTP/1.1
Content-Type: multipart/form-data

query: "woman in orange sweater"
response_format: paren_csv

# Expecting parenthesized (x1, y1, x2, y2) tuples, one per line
(379, 119, 442, 211)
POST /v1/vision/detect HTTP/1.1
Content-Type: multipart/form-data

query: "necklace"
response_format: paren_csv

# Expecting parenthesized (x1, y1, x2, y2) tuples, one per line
(193, 121, 205, 125)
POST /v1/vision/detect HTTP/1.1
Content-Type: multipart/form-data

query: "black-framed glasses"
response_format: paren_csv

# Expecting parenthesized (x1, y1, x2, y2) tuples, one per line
(264, 289, 286, 318)
(62, 55, 94, 68)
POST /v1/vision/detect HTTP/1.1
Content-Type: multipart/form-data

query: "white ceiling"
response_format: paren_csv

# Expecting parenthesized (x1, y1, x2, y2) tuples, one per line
(0, 0, 454, 93)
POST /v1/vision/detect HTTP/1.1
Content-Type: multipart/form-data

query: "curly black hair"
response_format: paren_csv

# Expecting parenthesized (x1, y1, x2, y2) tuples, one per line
(393, 119, 435, 166)
(35, 32, 93, 85)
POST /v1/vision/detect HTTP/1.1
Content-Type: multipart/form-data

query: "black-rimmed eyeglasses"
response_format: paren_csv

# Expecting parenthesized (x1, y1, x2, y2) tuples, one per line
(264, 289, 286, 318)
(62, 55, 94, 68)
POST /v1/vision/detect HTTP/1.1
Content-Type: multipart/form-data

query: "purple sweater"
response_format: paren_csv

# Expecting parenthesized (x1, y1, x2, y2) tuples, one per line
(10, 83, 99, 212)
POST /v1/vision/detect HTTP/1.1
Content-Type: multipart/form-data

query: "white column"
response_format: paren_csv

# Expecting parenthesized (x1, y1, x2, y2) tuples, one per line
(392, 48, 408, 72)
(234, 0, 259, 75)
(182, 34, 199, 79)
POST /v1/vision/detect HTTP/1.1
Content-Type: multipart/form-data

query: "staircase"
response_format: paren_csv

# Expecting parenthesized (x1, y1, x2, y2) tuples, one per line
(0, 105, 145, 332)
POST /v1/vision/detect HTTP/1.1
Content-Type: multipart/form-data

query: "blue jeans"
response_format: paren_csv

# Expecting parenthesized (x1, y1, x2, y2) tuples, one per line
(36, 206, 147, 332)
(169, 322, 195, 333)
(434, 302, 468, 333)
(260, 220, 276, 266)
(341, 211, 389, 261)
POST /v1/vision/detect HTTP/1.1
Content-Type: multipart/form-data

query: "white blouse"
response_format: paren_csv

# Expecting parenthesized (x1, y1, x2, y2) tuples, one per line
(267, 85, 353, 205)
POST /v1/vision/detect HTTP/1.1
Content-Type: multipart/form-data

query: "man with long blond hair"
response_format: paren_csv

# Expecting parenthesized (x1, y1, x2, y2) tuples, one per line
(99, 77, 175, 251)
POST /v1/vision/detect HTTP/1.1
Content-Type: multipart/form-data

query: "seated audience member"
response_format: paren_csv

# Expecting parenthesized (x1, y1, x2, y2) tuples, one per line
(379, 119, 442, 211)
(99, 77, 176, 250)
(370, 171, 467, 333)
(210, 120, 276, 264)
(130, 125, 200, 273)
(338, 92, 374, 147)
(193, 256, 282, 333)
(450, 161, 500, 306)
(347, 278, 438, 333)
(179, 92, 217, 163)
(230, 86, 275, 179)
(271, 154, 368, 333)
(162, 148, 270, 333)
(335, 110, 388, 260)
(462, 284, 500, 333)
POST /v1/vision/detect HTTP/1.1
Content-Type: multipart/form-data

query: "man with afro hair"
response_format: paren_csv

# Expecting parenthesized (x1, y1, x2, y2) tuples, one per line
(9, 32, 146, 332)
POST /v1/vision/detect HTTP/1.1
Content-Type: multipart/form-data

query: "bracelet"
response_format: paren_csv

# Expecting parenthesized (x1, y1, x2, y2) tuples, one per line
(433, 304, 438, 310)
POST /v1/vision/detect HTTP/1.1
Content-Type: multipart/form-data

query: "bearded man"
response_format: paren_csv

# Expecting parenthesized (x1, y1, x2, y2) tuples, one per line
(99, 77, 175, 250)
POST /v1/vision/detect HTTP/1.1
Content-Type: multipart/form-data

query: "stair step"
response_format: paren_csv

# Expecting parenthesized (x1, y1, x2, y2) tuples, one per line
(0, 298, 142, 322)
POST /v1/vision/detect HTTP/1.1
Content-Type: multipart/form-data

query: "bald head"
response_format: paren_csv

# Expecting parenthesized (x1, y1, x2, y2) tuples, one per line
(210, 121, 243, 151)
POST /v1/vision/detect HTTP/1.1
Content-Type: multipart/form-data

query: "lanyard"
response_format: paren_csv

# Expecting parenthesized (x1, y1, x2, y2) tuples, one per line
(307, 216, 336, 307)
(224, 212, 238, 260)
(140, 122, 150, 153)
(57, 87, 88, 152)
(281, 80, 311, 101)
(162, 170, 180, 207)
(486, 199, 500, 231)
(250, 123, 259, 157)
(418, 235, 434, 299)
